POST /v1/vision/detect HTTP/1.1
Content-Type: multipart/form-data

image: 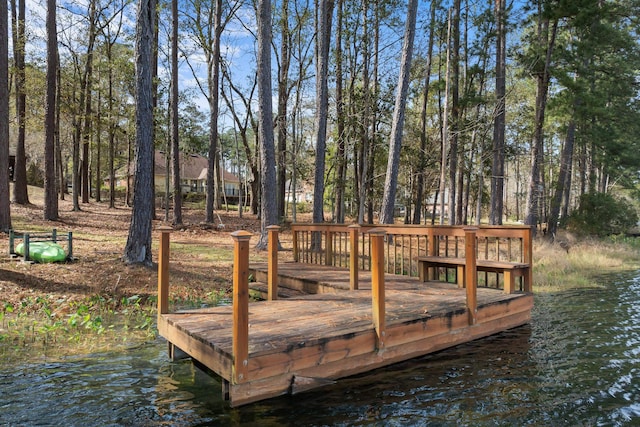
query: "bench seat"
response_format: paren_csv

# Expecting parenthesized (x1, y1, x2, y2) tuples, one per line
(417, 256, 530, 294)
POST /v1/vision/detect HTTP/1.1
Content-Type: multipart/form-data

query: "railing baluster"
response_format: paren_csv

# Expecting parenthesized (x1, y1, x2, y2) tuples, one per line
(349, 225, 360, 290)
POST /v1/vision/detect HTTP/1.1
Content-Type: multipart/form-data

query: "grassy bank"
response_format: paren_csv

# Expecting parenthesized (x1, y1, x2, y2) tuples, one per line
(533, 235, 640, 292)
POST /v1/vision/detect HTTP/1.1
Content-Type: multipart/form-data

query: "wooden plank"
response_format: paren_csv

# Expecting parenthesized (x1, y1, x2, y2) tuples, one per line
(291, 376, 337, 395)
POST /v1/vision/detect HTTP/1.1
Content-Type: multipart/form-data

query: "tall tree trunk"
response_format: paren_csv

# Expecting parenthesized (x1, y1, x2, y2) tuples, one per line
(205, 0, 223, 223)
(10, 0, 28, 205)
(366, 0, 379, 225)
(276, 0, 290, 223)
(44, 0, 58, 220)
(107, 40, 116, 208)
(150, 3, 159, 220)
(123, 0, 156, 265)
(489, 0, 506, 225)
(413, 0, 437, 225)
(95, 83, 102, 202)
(333, 0, 346, 223)
(379, 0, 418, 224)
(547, 120, 575, 239)
(255, 0, 278, 250)
(439, 9, 452, 225)
(356, 0, 369, 224)
(171, 0, 182, 225)
(0, 0, 10, 231)
(448, 0, 460, 225)
(312, 0, 334, 228)
(525, 12, 557, 236)
(56, 70, 64, 201)
(82, 0, 98, 204)
(72, 79, 81, 211)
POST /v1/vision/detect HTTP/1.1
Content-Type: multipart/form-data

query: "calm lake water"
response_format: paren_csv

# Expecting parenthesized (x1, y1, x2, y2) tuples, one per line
(2, 271, 640, 426)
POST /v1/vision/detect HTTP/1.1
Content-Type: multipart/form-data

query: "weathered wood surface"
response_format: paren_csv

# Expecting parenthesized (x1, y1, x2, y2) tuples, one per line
(159, 262, 532, 406)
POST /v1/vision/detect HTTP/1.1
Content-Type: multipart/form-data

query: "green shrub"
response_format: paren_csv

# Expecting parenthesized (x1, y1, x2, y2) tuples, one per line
(567, 192, 638, 237)
(294, 202, 311, 213)
(184, 192, 206, 203)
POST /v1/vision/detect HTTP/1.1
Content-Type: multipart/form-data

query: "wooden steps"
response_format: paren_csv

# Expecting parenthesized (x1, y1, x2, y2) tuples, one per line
(248, 281, 308, 299)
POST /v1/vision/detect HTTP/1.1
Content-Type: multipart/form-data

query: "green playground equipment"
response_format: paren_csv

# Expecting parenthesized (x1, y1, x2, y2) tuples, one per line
(9, 229, 73, 263)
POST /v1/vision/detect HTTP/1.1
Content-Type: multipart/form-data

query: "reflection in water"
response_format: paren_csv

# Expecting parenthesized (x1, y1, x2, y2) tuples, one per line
(2, 272, 640, 426)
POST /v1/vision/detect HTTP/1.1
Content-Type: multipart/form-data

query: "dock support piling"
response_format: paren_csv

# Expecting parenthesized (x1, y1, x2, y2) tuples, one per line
(232, 230, 252, 383)
(348, 224, 360, 290)
(370, 229, 386, 350)
(464, 227, 478, 325)
(267, 225, 279, 301)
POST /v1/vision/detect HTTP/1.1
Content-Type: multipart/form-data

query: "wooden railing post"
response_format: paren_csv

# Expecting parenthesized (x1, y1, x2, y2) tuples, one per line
(231, 230, 252, 384)
(427, 229, 438, 280)
(292, 228, 299, 262)
(523, 226, 533, 292)
(157, 226, 173, 324)
(464, 227, 478, 325)
(325, 230, 333, 266)
(348, 224, 360, 290)
(267, 225, 279, 301)
(370, 229, 386, 350)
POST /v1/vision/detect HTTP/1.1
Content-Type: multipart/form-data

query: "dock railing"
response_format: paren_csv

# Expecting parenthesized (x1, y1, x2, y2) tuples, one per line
(155, 224, 531, 400)
(291, 223, 533, 293)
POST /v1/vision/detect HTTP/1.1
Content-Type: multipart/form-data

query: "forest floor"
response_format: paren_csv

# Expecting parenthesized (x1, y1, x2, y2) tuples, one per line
(0, 185, 300, 314)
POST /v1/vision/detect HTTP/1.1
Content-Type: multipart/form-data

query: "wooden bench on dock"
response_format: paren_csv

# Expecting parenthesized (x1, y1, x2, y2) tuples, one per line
(417, 256, 530, 294)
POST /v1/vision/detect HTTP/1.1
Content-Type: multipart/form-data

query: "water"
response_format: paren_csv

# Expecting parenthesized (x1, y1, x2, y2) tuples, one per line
(2, 272, 640, 426)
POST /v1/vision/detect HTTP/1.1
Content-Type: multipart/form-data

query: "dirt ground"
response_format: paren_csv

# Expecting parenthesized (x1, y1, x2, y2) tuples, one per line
(0, 189, 296, 314)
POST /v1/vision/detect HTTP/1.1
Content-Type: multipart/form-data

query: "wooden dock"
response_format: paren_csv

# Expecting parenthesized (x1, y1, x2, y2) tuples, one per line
(156, 225, 533, 407)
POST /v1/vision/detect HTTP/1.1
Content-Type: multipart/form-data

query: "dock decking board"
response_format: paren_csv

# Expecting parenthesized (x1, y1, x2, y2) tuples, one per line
(158, 262, 532, 407)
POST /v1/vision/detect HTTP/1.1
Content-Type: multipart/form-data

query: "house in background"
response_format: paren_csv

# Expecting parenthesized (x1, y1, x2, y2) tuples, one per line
(154, 151, 242, 202)
(112, 151, 243, 204)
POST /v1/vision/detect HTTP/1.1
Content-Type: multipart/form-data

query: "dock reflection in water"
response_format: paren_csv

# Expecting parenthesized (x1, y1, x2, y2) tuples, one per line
(2, 272, 640, 426)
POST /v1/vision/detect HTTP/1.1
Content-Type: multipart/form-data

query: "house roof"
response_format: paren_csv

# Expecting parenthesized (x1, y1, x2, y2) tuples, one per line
(154, 151, 240, 183)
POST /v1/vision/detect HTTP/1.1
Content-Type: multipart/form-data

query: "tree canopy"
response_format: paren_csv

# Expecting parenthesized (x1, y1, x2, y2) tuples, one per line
(3, 0, 640, 249)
